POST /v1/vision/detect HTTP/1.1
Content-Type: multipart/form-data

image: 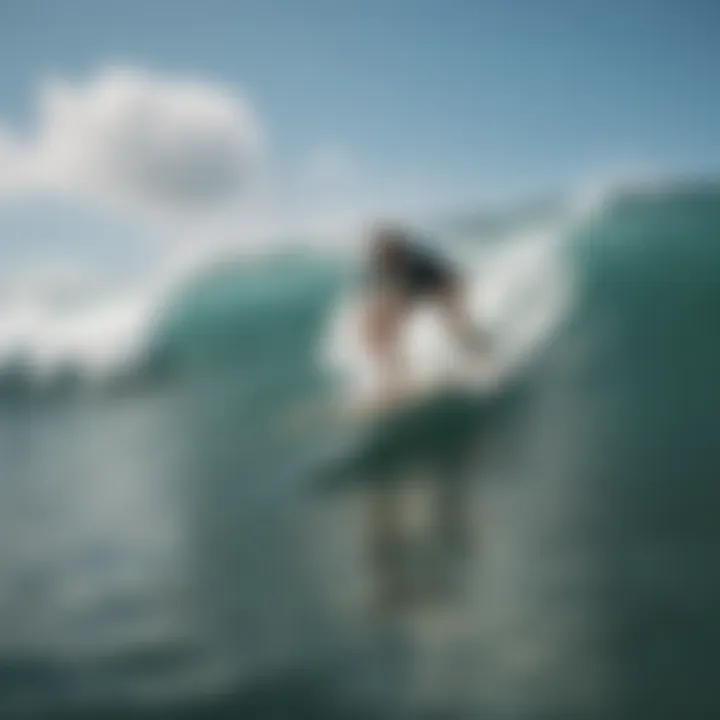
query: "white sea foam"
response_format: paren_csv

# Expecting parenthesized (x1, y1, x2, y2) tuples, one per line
(0, 189, 605, 384)
(321, 193, 602, 398)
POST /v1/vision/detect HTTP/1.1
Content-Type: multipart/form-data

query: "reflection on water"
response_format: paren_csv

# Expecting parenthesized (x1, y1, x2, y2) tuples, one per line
(304, 353, 613, 719)
(0, 391, 201, 708)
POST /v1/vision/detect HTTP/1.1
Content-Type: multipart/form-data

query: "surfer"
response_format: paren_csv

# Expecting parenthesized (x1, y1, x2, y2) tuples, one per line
(362, 223, 487, 402)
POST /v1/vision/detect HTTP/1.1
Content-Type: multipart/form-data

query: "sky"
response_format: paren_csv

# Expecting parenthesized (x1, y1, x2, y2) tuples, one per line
(0, 0, 718, 274)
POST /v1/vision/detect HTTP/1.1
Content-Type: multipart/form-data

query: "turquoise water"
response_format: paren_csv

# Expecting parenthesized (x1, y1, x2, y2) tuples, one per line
(1, 184, 720, 718)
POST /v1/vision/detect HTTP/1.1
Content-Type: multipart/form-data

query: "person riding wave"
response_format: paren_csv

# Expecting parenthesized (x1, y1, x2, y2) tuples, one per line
(362, 222, 488, 402)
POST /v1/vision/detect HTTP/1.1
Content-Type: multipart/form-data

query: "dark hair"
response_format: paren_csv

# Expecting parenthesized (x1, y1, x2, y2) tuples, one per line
(369, 223, 410, 263)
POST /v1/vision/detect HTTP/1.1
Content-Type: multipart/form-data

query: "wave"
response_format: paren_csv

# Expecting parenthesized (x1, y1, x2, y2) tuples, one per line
(0, 180, 718, 396)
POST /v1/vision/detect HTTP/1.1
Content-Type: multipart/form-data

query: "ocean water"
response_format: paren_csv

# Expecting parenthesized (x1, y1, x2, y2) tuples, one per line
(1, 183, 719, 718)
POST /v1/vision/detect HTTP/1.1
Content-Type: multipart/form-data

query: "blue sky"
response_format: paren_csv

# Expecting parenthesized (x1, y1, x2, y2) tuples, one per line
(0, 0, 718, 264)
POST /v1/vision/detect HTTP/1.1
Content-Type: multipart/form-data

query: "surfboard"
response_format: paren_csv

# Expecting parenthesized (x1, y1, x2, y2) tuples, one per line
(280, 358, 497, 498)
(307, 386, 492, 493)
(282, 355, 495, 434)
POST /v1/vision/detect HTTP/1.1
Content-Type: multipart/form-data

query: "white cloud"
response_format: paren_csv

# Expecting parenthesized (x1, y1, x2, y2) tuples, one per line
(0, 65, 387, 264)
(0, 66, 264, 225)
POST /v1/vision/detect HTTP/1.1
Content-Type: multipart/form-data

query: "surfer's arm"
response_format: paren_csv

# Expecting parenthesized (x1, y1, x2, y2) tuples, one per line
(439, 282, 492, 360)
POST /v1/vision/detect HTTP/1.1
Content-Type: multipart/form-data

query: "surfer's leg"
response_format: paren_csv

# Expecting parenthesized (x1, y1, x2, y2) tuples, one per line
(362, 290, 410, 401)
